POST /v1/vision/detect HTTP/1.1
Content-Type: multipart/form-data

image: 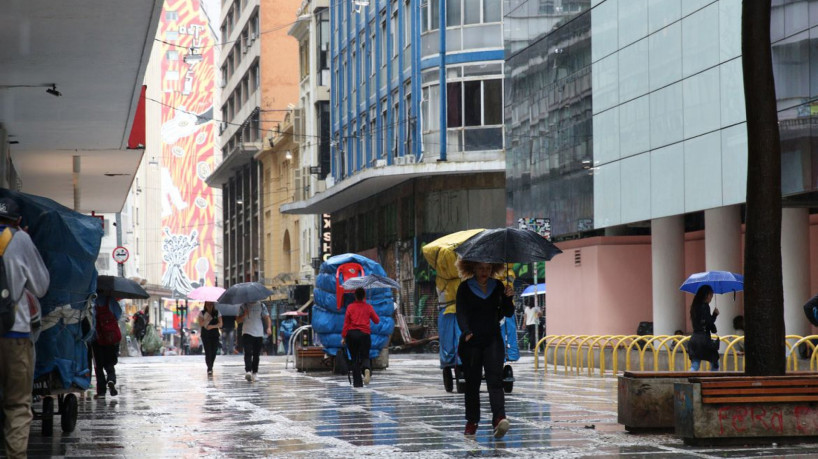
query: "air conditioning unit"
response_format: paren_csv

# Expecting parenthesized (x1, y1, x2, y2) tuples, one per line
(219, 80, 227, 88)
(404, 155, 416, 164)
(374, 159, 386, 168)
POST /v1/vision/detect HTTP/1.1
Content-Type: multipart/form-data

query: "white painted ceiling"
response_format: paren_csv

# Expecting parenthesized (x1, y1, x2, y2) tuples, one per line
(0, 0, 163, 212)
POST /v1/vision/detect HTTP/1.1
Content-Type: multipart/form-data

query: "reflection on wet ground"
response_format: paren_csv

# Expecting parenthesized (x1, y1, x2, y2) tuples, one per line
(24, 354, 818, 458)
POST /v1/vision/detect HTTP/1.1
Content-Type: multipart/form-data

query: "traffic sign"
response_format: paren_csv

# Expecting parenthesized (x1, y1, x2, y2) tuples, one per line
(112, 246, 130, 264)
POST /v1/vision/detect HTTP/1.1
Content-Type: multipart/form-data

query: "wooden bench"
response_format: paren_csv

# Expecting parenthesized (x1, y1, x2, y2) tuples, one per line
(618, 371, 744, 431)
(296, 347, 332, 372)
(696, 376, 818, 404)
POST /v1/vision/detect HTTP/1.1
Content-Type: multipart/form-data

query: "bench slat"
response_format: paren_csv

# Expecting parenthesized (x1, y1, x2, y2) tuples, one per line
(702, 395, 818, 404)
(703, 387, 818, 396)
(700, 379, 818, 389)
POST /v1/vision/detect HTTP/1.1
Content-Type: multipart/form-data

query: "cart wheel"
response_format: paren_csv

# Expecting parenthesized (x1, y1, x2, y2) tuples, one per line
(503, 365, 514, 393)
(427, 340, 440, 354)
(443, 368, 454, 392)
(456, 380, 466, 393)
(41, 397, 54, 436)
(61, 394, 78, 433)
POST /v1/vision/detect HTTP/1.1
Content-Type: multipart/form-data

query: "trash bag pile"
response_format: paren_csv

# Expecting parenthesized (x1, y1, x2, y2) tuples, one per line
(0, 188, 103, 390)
(312, 254, 395, 358)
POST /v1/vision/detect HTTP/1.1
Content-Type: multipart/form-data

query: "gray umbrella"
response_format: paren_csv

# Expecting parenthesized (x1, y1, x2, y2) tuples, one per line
(341, 274, 400, 290)
(215, 303, 242, 316)
(217, 282, 273, 304)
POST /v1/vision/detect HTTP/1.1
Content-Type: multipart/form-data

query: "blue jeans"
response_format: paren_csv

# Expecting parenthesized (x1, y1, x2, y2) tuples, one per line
(690, 359, 719, 371)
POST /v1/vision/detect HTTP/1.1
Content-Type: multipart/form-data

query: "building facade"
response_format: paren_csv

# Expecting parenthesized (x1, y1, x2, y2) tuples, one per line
(505, 0, 818, 337)
(282, 0, 508, 329)
(207, 0, 300, 287)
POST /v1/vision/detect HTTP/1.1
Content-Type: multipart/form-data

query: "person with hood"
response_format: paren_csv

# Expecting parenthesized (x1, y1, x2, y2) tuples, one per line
(0, 197, 50, 458)
(341, 288, 380, 387)
(688, 285, 720, 371)
(279, 316, 298, 355)
(455, 259, 514, 439)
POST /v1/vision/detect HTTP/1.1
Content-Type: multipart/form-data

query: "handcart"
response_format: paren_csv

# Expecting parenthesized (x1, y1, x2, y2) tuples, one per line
(422, 229, 519, 394)
(0, 188, 104, 436)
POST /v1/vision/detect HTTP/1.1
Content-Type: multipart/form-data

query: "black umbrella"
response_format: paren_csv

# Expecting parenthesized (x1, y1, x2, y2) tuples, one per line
(217, 282, 273, 304)
(215, 303, 242, 316)
(454, 227, 562, 264)
(97, 275, 150, 299)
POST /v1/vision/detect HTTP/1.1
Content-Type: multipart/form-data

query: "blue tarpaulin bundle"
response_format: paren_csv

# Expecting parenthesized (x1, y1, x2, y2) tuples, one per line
(312, 253, 395, 358)
(0, 189, 102, 390)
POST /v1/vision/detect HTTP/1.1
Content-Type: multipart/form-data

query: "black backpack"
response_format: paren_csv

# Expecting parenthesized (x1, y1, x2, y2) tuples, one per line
(0, 228, 18, 335)
(804, 294, 818, 327)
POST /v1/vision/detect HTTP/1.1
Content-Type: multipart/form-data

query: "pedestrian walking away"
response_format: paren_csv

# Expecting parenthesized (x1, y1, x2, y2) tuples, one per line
(688, 285, 720, 371)
(341, 288, 380, 387)
(0, 197, 50, 458)
(92, 294, 123, 398)
(198, 301, 222, 375)
(455, 259, 514, 439)
(221, 314, 237, 355)
(237, 301, 270, 382)
(523, 303, 541, 351)
(132, 306, 149, 352)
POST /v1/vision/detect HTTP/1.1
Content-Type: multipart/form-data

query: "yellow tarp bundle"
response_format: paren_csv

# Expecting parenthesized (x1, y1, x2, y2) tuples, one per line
(421, 229, 484, 315)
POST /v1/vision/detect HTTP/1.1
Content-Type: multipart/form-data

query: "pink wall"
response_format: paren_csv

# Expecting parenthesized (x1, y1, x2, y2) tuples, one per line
(547, 236, 652, 335)
(546, 216, 818, 335)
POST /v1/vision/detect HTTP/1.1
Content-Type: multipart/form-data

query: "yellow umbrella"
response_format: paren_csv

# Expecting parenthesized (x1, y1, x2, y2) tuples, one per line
(421, 229, 484, 315)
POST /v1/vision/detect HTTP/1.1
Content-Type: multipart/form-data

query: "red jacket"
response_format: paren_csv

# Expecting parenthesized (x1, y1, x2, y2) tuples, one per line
(342, 300, 380, 337)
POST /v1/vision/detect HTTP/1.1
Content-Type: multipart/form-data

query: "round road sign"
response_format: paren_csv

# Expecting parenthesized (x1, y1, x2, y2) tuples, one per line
(112, 246, 130, 264)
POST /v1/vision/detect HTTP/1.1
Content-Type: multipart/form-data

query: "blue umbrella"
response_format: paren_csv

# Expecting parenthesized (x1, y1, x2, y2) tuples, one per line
(680, 271, 744, 294)
(521, 283, 546, 297)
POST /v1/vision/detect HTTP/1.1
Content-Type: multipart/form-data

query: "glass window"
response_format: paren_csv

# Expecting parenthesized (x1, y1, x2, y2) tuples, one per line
(591, 53, 618, 114)
(649, 81, 684, 149)
(465, 0, 480, 24)
(681, 3, 719, 78)
(431, 0, 440, 30)
(166, 50, 179, 61)
(483, 79, 502, 125)
(719, 0, 741, 62)
(593, 108, 620, 165)
(464, 81, 482, 125)
(484, 0, 501, 23)
(649, 21, 681, 91)
(618, 95, 650, 158)
(719, 58, 745, 127)
(405, 0, 412, 47)
(618, 38, 649, 102)
(648, 0, 681, 34)
(447, 82, 462, 127)
(447, 0, 462, 26)
(618, 0, 647, 48)
(591, 0, 618, 62)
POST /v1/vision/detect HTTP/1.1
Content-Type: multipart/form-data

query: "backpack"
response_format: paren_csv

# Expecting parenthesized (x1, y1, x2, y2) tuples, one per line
(96, 298, 122, 346)
(0, 227, 18, 335)
(804, 295, 818, 327)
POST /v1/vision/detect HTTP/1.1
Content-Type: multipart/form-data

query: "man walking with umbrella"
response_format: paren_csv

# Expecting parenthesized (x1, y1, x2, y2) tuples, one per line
(237, 301, 271, 382)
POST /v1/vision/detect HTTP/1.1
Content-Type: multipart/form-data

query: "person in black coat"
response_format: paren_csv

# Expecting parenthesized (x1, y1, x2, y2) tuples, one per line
(455, 259, 515, 439)
(197, 301, 222, 375)
(688, 285, 719, 371)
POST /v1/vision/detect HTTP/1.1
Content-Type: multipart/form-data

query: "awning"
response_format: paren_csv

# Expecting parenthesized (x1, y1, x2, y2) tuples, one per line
(127, 85, 147, 149)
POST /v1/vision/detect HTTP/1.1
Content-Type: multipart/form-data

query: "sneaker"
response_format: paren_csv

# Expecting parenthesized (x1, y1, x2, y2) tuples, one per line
(464, 422, 478, 436)
(492, 416, 510, 439)
(207, 369, 213, 376)
(107, 381, 118, 397)
(363, 369, 371, 385)
(245, 371, 252, 382)
(252, 372, 257, 382)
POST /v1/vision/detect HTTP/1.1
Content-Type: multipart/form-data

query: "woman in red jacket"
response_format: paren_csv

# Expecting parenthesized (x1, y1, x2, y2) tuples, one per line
(342, 287, 380, 387)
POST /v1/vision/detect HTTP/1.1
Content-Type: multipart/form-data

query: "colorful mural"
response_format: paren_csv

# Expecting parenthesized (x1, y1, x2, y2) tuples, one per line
(158, 0, 219, 295)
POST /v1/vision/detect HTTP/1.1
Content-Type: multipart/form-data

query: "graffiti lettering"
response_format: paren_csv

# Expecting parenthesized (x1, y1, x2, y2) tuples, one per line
(718, 406, 784, 435)
(794, 406, 818, 434)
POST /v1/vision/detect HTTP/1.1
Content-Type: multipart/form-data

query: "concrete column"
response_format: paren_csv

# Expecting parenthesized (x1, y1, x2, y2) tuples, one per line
(705, 205, 743, 336)
(651, 216, 686, 335)
(782, 207, 811, 336)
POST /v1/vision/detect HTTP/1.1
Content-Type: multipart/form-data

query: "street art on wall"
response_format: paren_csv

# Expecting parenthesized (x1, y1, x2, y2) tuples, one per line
(159, 0, 219, 295)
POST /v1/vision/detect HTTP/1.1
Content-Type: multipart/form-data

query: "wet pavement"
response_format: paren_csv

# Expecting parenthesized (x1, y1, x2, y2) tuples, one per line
(24, 354, 818, 458)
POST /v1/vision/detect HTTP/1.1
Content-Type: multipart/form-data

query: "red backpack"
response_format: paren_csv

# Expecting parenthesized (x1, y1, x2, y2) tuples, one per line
(96, 299, 122, 346)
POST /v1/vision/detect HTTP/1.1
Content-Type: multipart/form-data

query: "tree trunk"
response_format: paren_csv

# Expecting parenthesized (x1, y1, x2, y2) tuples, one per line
(742, 1, 785, 375)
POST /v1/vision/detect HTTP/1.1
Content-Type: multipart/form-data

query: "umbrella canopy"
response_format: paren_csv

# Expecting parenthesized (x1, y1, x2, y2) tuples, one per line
(521, 283, 546, 297)
(680, 271, 744, 294)
(187, 286, 226, 302)
(280, 311, 308, 317)
(454, 227, 563, 264)
(341, 274, 400, 290)
(162, 327, 177, 335)
(97, 275, 150, 299)
(215, 303, 242, 316)
(217, 282, 273, 304)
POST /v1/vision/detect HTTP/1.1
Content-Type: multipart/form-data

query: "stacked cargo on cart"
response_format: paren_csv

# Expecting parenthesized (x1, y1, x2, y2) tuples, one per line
(312, 253, 395, 369)
(0, 188, 103, 435)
